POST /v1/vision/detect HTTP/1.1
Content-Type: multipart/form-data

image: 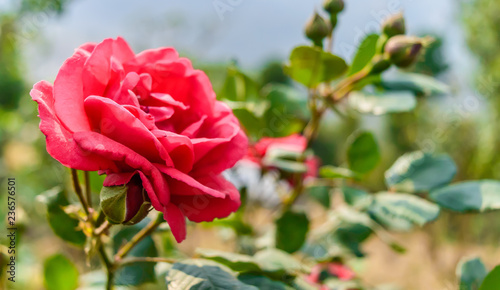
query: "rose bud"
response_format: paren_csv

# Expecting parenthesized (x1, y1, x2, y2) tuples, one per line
(384, 35, 431, 68)
(100, 174, 151, 225)
(382, 12, 406, 37)
(305, 12, 330, 47)
(322, 0, 345, 15)
(322, 0, 345, 28)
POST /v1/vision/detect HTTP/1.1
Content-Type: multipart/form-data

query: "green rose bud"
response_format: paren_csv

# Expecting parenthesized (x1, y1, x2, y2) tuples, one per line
(382, 13, 406, 37)
(384, 35, 431, 68)
(305, 12, 330, 47)
(323, 0, 344, 28)
(100, 174, 151, 225)
(323, 0, 345, 15)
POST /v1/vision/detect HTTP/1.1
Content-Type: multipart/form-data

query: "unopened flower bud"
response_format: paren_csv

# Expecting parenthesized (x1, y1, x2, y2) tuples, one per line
(384, 35, 431, 68)
(305, 12, 330, 47)
(382, 13, 406, 37)
(323, 0, 345, 15)
(100, 174, 151, 225)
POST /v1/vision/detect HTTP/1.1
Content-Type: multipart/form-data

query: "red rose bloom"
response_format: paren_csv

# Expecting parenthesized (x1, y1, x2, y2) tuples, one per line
(31, 37, 248, 242)
(246, 134, 319, 179)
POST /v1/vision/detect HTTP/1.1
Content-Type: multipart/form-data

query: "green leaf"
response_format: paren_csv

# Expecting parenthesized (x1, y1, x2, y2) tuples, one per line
(263, 84, 310, 120)
(385, 151, 457, 193)
(430, 181, 500, 212)
(457, 257, 487, 290)
(368, 193, 440, 231)
(113, 220, 158, 286)
(275, 211, 309, 253)
(165, 259, 257, 290)
(196, 249, 262, 273)
(306, 185, 331, 208)
(480, 266, 500, 290)
(254, 249, 306, 279)
(37, 187, 86, 246)
(349, 91, 417, 115)
(319, 166, 359, 179)
(238, 274, 292, 290)
(379, 72, 450, 96)
(342, 186, 372, 209)
(43, 254, 79, 290)
(225, 100, 269, 138)
(205, 218, 254, 236)
(284, 46, 348, 88)
(292, 276, 321, 290)
(219, 65, 261, 102)
(348, 34, 379, 76)
(335, 222, 373, 257)
(346, 131, 381, 174)
(261, 86, 306, 137)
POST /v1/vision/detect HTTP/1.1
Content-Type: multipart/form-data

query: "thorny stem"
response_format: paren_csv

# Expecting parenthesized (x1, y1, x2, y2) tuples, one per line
(114, 213, 165, 261)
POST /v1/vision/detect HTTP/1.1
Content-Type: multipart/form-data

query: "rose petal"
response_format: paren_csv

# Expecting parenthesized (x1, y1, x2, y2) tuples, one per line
(106, 72, 141, 106)
(30, 81, 115, 171)
(132, 47, 179, 67)
(84, 96, 172, 165)
(73, 131, 169, 208)
(152, 131, 194, 173)
(53, 49, 92, 132)
(112, 37, 136, 64)
(190, 111, 248, 176)
(254, 134, 307, 156)
(168, 173, 241, 223)
(156, 165, 225, 198)
(146, 93, 189, 110)
(181, 115, 206, 138)
(163, 203, 186, 243)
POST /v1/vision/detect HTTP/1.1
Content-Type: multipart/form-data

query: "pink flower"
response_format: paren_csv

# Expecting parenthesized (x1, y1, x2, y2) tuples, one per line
(246, 134, 319, 179)
(31, 37, 248, 242)
(306, 262, 356, 288)
(328, 263, 355, 281)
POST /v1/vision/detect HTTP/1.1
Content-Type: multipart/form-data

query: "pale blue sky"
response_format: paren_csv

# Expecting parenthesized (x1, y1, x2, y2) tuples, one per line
(21, 0, 472, 85)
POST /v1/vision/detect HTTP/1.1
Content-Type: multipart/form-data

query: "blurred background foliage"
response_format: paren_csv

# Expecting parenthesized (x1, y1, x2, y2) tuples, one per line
(1, 0, 500, 289)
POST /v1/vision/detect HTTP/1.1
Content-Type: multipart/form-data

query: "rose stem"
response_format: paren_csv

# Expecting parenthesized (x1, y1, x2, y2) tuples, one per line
(95, 220, 112, 236)
(98, 243, 115, 290)
(95, 209, 106, 227)
(119, 257, 177, 266)
(114, 213, 164, 261)
(71, 169, 91, 218)
(282, 66, 370, 211)
(84, 171, 92, 209)
(282, 90, 323, 212)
